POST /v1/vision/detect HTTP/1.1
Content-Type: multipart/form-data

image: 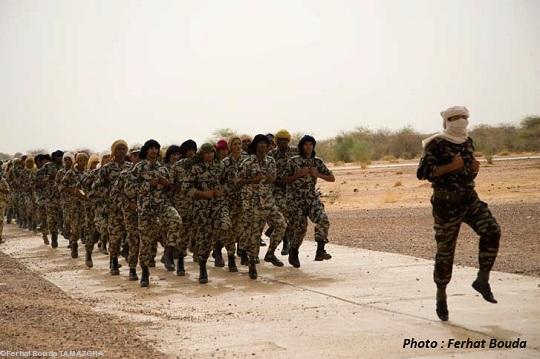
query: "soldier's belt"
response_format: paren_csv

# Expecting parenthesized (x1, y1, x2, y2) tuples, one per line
(432, 189, 477, 204)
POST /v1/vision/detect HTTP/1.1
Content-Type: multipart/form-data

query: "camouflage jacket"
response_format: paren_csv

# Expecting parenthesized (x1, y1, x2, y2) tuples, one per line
(238, 154, 277, 208)
(169, 158, 193, 210)
(416, 137, 477, 194)
(92, 161, 131, 208)
(61, 166, 86, 207)
(35, 164, 49, 204)
(222, 153, 248, 201)
(269, 146, 297, 195)
(55, 168, 70, 203)
(183, 159, 227, 210)
(287, 155, 332, 201)
(129, 159, 171, 213)
(80, 169, 99, 206)
(0, 176, 10, 205)
(42, 162, 62, 203)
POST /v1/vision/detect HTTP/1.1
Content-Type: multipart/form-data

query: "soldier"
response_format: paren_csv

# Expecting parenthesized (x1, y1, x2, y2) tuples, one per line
(417, 106, 501, 322)
(131, 139, 183, 287)
(240, 135, 251, 155)
(268, 129, 298, 256)
(113, 147, 141, 280)
(266, 133, 276, 151)
(57, 152, 74, 242)
(237, 134, 287, 280)
(216, 139, 229, 161)
(92, 140, 130, 275)
(34, 154, 52, 244)
(183, 143, 230, 283)
(286, 135, 335, 268)
(221, 137, 248, 272)
(94, 152, 111, 254)
(4, 161, 14, 225)
(170, 140, 197, 272)
(0, 172, 10, 244)
(81, 154, 100, 268)
(9, 158, 26, 227)
(43, 150, 64, 248)
(23, 157, 37, 232)
(61, 152, 89, 258)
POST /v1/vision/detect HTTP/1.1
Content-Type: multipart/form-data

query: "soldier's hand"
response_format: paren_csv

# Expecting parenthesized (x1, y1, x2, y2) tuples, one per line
(451, 154, 464, 170)
(128, 202, 137, 210)
(214, 189, 224, 197)
(158, 177, 170, 187)
(252, 174, 264, 184)
(296, 167, 309, 177)
(149, 178, 160, 187)
(309, 167, 319, 178)
(232, 176, 241, 185)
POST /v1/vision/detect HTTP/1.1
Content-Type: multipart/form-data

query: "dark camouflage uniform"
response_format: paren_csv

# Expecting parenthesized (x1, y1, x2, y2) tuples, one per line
(81, 169, 99, 253)
(130, 159, 183, 267)
(169, 158, 193, 256)
(238, 155, 286, 261)
(287, 155, 332, 249)
(55, 167, 69, 237)
(61, 167, 87, 247)
(222, 153, 248, 256)
(114, 167, 140, 269)
(42, 162, 62, 237)
(183, 159, 230, 259)
(35, 164, 50, 237)
(417, 137, 501, 286)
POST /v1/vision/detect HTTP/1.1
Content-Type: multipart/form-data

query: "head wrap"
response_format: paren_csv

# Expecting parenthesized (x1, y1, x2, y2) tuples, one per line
(63, 152, 74, 161)
(274, 129, 291, 140)
(215, 139, 228, 151)
(87, 154, 100, 169)
(422, 106, 471, 148)
(298, 135, 317, 158)
(164, 145, 182, 164)
(111, 139, 128, 155)
(248, 134, 270, 155)
(75, 152, 89, 161)
(228, 136, 242, 150)
(51, 150, 64, 159)
(240, 134, 252, 142)
(130, 146, 141, 154)
(139, 139, 160, 160)
(179, 140, 197, 158)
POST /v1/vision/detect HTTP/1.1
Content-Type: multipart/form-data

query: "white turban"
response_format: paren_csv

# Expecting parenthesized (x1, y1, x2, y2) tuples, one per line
(422, 106, 471, 148)
(440, 106, 470, 121)
(63, 152, 74, 161)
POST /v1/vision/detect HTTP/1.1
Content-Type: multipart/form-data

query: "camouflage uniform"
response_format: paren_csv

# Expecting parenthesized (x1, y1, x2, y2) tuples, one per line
(169, 158, 194, 258)
(55, 168, 69, 238)
(113, 167, 140, 269)
(35, 164, 50, 238)
(23, 168, 37, 230)
(286, 155, 332, 249)
(42, 162, 62, 240)
(222, 153, 248, 256)
(0, 175, 10, 242)
(238, 155, 286, 261)
(61, 166, 87, 249)
(183, 159, 230, 260)
(130, 159, 183, 268)
(9, 163, 26, 226)
(417, 137, 501, 287)
(81, 169, 100, 253)
(92, 161, 131, 259)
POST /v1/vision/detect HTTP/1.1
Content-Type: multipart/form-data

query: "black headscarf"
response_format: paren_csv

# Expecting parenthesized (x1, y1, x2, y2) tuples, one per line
(298, 135, 317, 158)
(164, 145, 182, 164)
(179, 140, 197, 158)
(248, 134, 270, 155)
(51, 150, 64, 159)
(140, 139, 160, 160)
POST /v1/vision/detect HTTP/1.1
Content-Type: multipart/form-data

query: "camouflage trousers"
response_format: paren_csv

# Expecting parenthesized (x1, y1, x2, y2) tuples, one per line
(173, 201, 195, 257)
(0, 206, 5, 240)
(23, 194, 36, 227)
(138, 206, 183, 268)
(94, 203, 109, 246)
(274, 190, 294, 245)
(65, 202, 86, 246)
(431, 191, 501, 286)
(288, 195, 329, 249)
(107, 207, 126, 258)
(84, 203, 98, 253)
(46, 201, 62, 235)
(224, 200, 242, 256)
(193, 202, 231, 259)
(242, 202, 286, 261)
(37, 202, 48, 236)
(123, 207, 140, 269)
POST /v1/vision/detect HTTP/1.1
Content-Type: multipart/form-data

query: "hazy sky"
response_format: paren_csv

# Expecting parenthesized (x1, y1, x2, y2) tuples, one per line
(1, 0, 539, 154)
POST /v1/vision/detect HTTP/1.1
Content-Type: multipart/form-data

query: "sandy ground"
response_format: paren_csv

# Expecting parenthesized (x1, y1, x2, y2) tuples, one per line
(0, 158, 538, 358)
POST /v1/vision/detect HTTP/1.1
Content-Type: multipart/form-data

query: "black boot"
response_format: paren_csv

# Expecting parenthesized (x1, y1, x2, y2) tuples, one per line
(51, 233, 58, 248)
(199, 258, 208, 284)
(42, 234, 49, 245)
(140, 266, 149, 287)
(176, 256, 186, 276)
(163, 246, 175, 272)
(264, 251, 284, 267)
(281, 237, 290, 256)
(129, 268, 138, 281)
(248, 261, 258, 280)
(212, 244, 225, 267)
(85, 250, 93, 268)
(110, 256, 120, 275)
(121, 243, 129, 261)
(239, 249, 249, 266)
(315, 241, 332, 261)
(472, 280, 498, 303)
(70, 242, 78, 259)
(288, 248, 300, 268)
(259, 238, 267, 247)
(228, 255, 238, 272)
(436, 300, 449, 321)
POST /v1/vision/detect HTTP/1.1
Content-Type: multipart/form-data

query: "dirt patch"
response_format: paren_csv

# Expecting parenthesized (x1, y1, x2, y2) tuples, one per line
(0, 252, 168, 358)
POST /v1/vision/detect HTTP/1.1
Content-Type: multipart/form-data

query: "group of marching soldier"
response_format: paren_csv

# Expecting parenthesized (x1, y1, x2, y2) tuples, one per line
(0, 130, 335, 287)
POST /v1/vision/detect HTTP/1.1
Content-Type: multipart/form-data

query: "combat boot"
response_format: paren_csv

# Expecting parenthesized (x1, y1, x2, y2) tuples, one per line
(264, 250, 284, 267)
(85, 250, 93, 268)
(199, 257, 208, 284)
(228, 255, 238, 272)
(315, 241, 332, 261)
(248, 261, 258, 280)
(281, 237, 290, 256)
(239, 249, 248, 266)
(436, 300, 449, 321)
(42, 234, 49, 245)
(176, 255, 186, 276)
(288, 247, 300, 268)
(162, 246, 175, 271)
(129, 268, 138, 281)
(110, 256, 120, 275)
(212, 244, 225, 267)
(70, 242, 78, 259)
(51, 233, 58, 248)
(140, 266, 149, 287)
(472, 280, 497, 303)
